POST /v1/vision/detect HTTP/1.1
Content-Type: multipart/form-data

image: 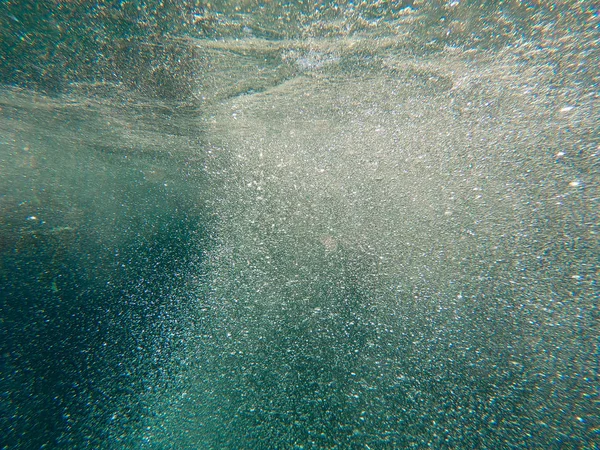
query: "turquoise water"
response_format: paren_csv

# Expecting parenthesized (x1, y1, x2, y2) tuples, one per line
(1, 1, 598, 448)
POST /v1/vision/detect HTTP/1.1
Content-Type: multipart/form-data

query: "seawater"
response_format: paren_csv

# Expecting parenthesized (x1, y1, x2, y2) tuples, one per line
(0, 2, 597, 449)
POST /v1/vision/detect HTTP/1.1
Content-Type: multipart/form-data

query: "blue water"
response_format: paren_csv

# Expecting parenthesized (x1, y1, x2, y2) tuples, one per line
(0, 1, 597, 448)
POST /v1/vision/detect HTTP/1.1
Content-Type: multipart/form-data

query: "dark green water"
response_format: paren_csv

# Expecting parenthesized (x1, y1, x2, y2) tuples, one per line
(1, 1, 598, 449)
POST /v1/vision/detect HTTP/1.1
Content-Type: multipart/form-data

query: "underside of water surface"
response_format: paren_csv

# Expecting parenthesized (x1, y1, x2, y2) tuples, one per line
(0, 1, 598, 448)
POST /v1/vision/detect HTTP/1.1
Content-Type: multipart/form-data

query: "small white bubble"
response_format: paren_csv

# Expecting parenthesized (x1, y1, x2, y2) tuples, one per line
(560, 106, 575, 112)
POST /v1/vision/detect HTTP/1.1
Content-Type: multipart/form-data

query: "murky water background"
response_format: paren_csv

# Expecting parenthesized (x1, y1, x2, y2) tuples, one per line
(1, 1, 598, 448)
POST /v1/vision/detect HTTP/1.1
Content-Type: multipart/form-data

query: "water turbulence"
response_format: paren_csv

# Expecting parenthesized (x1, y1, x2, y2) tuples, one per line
(0, 1, 597, 449)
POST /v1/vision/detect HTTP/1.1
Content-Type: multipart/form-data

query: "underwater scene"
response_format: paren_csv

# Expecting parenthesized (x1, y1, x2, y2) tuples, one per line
(0, 1, 598, 448)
